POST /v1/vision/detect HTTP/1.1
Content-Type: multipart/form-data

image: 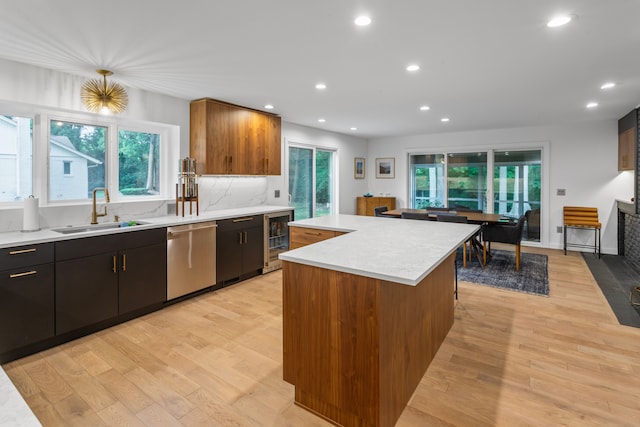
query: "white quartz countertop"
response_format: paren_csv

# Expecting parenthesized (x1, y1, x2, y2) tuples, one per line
(0, 368, 41, 427)
(279, 214, 479, 286)
(0, 205, 292, 249)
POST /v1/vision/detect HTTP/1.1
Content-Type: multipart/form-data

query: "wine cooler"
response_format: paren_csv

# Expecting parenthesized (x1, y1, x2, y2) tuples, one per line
(263, 210, 293, 273)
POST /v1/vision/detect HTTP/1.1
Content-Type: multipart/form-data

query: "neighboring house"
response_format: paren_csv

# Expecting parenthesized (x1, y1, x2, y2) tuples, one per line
(49, 135, 101, 200)
(0, 115, 31, 202)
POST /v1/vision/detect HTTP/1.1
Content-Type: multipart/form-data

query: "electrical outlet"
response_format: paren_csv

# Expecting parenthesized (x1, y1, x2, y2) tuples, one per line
(557, 188, 566, 196)
(274, 189, 280, 198)
(557, 226, 563, 233)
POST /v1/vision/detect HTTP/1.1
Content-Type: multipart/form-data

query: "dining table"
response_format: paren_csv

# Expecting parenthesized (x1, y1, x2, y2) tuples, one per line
(382, 208, 507, 266)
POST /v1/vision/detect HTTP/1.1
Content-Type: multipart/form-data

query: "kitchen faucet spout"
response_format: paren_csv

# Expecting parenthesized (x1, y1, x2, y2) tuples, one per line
(91, 187, 110, 224)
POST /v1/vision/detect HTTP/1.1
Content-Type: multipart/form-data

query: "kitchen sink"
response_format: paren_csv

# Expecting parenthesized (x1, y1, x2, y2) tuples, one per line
(53, 221, 148, 234)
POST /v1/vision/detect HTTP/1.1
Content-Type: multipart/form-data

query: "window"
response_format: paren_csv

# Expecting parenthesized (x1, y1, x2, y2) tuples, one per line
(63, 161, 71, 175)
(410, 154, 444, 208)
(288, 145, 336, 220)
(410, 148, 544, 243)
(118, 129, 160, 196)
(49, 120, 105, 200)
(0, 115, 33, 202)
(447, 152, 487, 211)
(493, 150, 541, 242)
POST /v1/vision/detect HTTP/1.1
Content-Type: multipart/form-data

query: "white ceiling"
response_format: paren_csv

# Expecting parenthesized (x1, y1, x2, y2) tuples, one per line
(2, 0, 640, 139)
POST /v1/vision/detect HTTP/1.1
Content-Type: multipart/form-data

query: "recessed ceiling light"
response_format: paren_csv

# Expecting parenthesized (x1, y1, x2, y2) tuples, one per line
(547, 15, 572, 27)
(441, 117, 450, 122)
(350, 127, 357, 131)
(354, 16, 372, 26)
(318, 118, 326, 123)
(586, 102, 598, 109)
(406, 64, 420, 72)
(419, 105, 430, 111)
(600, 82, 616, 90)
(315, 83, 327, 90)
(264, 104, 274, 110)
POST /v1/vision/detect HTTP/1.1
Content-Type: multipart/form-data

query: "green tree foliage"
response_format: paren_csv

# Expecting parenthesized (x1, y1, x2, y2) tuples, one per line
(118, 130, 160, 195)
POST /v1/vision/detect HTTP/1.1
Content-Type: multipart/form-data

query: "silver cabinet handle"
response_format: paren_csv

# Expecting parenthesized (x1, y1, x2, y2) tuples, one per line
(10, 270, 37, 279)
(9, 248, 36, 255)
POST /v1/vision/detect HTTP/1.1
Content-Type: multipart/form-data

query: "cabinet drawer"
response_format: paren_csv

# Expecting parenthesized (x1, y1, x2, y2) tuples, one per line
(290, 227, 341, 249)
(56, 227, 166, 261)
(217, 215, 263, 232)
(0, 243, 54, 270)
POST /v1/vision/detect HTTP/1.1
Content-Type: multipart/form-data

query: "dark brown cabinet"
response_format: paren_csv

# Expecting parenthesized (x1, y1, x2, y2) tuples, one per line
(55, 228, 167, 335)
(0, 243, 54, 360)
(216, 216, 264, 286)
(190, 98, 281, 175)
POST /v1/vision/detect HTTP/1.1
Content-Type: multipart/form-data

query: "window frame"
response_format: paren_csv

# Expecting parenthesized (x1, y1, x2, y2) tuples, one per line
(286, 140, 339, 219)
(407, 142, 548, 245)
(0, 100, 178, 208)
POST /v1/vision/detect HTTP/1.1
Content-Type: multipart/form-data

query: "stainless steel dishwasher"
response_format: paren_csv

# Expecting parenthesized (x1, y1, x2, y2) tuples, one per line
(167, 221, 217, 300)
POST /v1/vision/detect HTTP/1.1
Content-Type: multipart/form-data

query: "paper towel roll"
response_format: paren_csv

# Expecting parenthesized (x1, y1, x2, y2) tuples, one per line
(22, 196, 40, 232)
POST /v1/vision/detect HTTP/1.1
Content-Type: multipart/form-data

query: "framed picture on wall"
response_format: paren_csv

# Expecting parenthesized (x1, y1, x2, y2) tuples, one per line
(375, 158, 395, 179)
(354, 157, 365, 179)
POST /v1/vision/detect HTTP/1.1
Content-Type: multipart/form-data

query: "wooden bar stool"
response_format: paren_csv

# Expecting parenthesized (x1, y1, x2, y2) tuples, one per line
(563, 206, 601, 258)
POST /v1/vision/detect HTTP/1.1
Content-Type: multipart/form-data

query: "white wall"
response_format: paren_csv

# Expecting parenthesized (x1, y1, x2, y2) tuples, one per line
(0, 59, 370, 232)
(267, 122, 369, 214)
(367, 120, 635, 254)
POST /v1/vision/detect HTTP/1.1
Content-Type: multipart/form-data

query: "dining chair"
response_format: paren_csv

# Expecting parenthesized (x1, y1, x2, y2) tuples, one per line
(401, 211, 430, 220)
(436, 214, 478, 268)
(482, 214, 526, 270)
(373, 206, 389, 217)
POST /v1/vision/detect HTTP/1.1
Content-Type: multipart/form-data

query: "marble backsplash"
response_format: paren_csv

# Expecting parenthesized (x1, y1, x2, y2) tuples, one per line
(0, 176, 274, 233)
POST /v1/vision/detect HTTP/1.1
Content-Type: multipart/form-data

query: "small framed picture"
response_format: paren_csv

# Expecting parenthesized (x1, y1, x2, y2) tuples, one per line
(354, 157, 365, 179)
(375, 158, 395, 179)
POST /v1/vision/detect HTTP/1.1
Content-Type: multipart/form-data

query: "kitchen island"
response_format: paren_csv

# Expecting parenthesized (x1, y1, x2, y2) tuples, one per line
(279, 215, 479, 427)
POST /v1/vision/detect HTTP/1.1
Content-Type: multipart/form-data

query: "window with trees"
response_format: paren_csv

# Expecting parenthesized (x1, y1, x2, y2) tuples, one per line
(49, 120, 105, 201)
(48, 120, 163, 201)
(118, 129, 160, 196)
(410, 148, 543, 242)
(288, 145, 336, 220)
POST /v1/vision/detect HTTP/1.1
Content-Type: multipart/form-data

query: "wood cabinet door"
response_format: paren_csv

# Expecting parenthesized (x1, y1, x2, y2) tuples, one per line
(0, 263, 54, 352)
(118, 243, 167, 315)
(264, 114, 282, 175)
(56, 253, 118, 335)
(619, 128, 635, 171)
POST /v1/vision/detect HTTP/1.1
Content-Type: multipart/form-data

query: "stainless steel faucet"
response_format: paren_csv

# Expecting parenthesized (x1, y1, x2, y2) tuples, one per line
(91, 187, 110, 224)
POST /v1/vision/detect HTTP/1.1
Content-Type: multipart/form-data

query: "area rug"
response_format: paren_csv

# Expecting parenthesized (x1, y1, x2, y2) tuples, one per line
(457, 249, 549, 296)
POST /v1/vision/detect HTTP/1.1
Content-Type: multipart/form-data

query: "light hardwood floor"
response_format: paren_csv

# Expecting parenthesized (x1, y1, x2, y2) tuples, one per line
(4, 246, 640, 426)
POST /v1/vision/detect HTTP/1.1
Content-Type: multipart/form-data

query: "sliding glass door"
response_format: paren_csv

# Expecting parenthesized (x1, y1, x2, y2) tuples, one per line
(410, 148, 543, 243)
(447, 152, 487, 211)
(493, 150, 541, 242)
(288, 145, 335, 220)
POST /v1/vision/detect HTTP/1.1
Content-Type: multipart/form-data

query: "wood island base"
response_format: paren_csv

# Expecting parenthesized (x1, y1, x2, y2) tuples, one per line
(282, 254, 455, 427)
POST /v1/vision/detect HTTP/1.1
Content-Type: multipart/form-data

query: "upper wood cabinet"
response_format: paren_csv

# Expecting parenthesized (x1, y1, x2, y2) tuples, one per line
(618, 109, 637, 172)
(190, 98, 281, 175)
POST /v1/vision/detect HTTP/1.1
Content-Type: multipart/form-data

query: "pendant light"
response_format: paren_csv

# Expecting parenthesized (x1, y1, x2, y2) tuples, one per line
(81, 69, 128, 114)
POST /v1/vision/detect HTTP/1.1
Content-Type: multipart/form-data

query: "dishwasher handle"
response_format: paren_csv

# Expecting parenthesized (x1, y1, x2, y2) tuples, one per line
(167, 223, 217, 239)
